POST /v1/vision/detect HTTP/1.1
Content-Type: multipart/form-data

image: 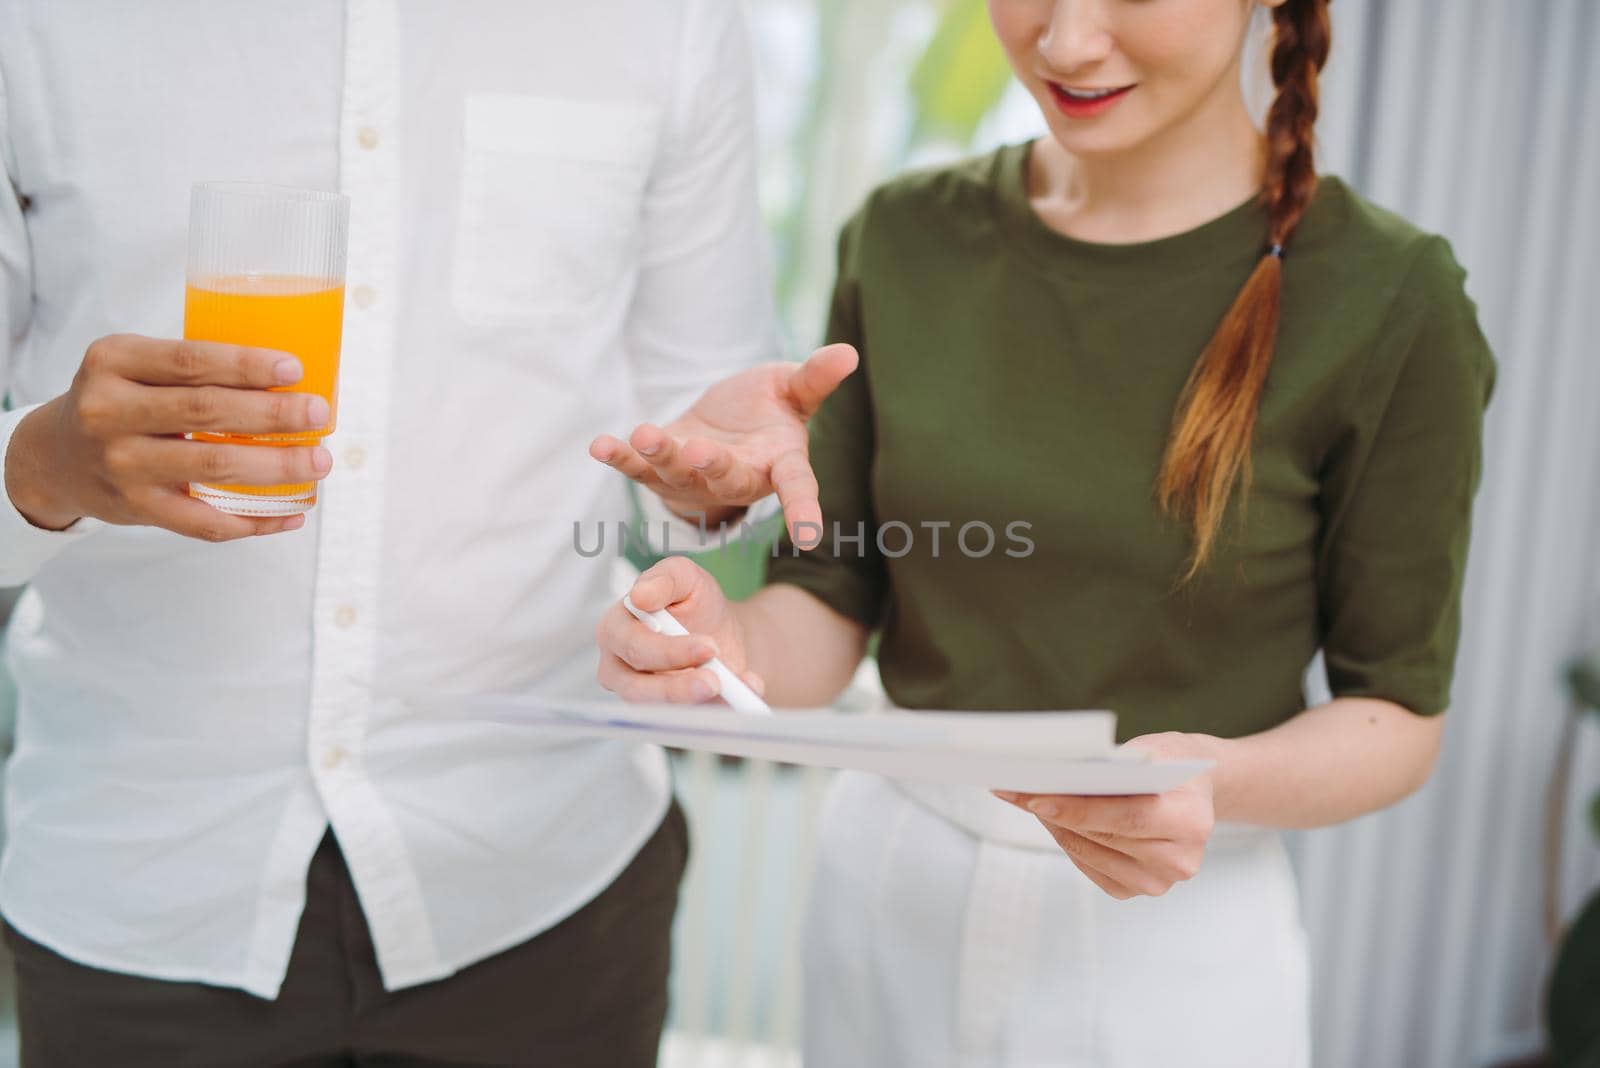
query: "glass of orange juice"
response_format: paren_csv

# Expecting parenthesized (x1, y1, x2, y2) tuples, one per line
(184, 182, 350, 516)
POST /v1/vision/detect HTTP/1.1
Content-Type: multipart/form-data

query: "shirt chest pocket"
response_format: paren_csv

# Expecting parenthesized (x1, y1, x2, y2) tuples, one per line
(451, 95, 658, 329)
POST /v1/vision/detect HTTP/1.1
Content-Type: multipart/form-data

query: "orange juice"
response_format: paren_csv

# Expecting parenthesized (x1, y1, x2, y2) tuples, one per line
(184, 275, 345, 504)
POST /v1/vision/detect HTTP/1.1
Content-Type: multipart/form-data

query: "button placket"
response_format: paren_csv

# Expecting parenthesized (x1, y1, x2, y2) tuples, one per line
(309, 0, 401, 799)
(305, 0, 441, 989)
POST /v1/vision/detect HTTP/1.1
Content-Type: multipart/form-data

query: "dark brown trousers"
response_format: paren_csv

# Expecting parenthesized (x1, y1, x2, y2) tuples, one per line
(3, 801, 688, 1068)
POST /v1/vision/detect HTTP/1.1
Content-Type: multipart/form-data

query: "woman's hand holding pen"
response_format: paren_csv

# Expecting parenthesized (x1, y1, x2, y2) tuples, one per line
(595, 556, 763, 705)
(588, 343, 858, 548)
(995, 732, 1222, 900)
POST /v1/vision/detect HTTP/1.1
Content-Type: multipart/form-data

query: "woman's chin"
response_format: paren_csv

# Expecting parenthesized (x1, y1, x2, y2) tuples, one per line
(1038, 120, 1143, 161)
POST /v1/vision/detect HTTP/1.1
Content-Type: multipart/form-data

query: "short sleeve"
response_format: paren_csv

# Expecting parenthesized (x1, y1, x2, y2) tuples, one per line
(764, 207, 888, 627)
(1316, 236, 1497, 715)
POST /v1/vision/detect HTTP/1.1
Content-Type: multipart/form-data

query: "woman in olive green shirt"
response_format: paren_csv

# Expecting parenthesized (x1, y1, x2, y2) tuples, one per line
(596, 0, 1492, 1062)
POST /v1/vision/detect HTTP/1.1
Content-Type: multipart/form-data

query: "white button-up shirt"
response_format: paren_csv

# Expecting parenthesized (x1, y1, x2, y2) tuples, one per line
(0, 0, 774, 998)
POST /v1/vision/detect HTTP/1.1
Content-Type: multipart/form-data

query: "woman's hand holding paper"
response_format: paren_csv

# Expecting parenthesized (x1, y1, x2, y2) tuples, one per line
(995, 732, 1221, 900)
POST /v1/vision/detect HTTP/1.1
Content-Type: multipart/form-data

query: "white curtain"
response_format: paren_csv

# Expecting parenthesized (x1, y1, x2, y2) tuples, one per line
(1289, 2, 1600, 1066)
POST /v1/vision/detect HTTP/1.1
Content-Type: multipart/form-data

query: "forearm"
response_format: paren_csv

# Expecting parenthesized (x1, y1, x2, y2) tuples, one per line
(1197, 697, 1445, 829)
(733, 582, 869, 708)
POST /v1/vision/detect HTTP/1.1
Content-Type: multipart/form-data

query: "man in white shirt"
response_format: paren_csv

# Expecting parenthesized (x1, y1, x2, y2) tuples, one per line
(0, 2, 851, 1064)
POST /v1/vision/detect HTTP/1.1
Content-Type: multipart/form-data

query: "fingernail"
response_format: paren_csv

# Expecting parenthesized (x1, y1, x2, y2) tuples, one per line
(305, 396, 331, 427)
(691, 675, 720, 701)
(1028, 800, 1058, 818)
(284, 514, 306, 531)
(689, 457, 710, 469)
(693, 641, 719, 661)
(993, 791, 1018, 803)
(639, 443, 660, 456)
(312, 447, 333, 475)
(274, 358, 304, 384)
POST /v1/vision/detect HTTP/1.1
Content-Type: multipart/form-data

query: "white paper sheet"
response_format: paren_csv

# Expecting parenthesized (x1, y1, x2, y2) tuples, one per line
(444, 696, 1211, 795)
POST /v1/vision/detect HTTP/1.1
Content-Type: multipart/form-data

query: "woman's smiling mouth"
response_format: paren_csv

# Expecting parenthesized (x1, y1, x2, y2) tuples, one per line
(1046, 81, 1136, 117)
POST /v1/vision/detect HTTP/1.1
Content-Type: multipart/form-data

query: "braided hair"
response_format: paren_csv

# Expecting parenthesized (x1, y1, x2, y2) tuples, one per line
(1156, 0, 1332, 580)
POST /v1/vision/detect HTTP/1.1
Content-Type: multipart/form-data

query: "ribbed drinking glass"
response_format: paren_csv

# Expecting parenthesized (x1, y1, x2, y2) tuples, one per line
(184, 182, 349, 516)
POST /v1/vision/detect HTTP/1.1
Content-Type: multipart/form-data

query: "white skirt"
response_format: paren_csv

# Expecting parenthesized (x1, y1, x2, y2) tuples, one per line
(802, 771, 1311, 1068)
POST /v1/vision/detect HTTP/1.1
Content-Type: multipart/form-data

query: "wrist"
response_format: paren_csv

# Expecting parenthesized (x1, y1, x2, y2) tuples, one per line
(1190, 733, 1242, 821)
(655, 492, 746, 530)
(6, 402, 84, 531)
(1126, 729, 1237, 810)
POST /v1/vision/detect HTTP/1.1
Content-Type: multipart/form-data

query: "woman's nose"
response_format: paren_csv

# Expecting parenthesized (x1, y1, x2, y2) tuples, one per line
(1036, 0, 1116, 72)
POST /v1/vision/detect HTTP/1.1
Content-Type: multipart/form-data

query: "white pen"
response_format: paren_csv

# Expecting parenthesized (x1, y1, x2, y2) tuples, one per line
(622, 595, 773, 715)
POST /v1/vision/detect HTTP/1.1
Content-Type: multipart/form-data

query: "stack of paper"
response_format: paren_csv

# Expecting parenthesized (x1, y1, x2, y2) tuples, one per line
(448, 696, 1210, 795)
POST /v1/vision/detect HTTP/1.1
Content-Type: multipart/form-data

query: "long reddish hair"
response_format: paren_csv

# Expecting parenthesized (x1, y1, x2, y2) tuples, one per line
(1157, 0, 1332, 579)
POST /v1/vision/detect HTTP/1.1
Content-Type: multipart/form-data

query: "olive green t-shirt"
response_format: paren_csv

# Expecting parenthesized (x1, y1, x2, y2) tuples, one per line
(765, 141, 1496, 742)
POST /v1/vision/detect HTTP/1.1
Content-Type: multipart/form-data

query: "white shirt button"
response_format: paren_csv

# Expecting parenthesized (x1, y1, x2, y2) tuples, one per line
(343, 445, 367, 471)
(357, 126, 380, 151)
(321, 746, 347, 770)
(352, 285, 377, 309)
(333, 604, 358, 629)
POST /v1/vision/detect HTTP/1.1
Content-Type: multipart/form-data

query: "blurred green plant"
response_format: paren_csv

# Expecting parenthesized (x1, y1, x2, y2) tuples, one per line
(1570, 652, 1600, 719)
(906, 0, 1014, 151)
(1567, 650, 1600, 841)
(1548, 646, 1600, 1068)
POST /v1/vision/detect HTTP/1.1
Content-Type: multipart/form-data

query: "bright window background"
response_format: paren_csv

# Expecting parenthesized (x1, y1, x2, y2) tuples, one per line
(748, 0, 1045, 353)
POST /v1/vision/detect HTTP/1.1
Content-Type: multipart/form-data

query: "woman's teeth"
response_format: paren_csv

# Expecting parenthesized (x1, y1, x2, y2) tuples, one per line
(1059, 86, 1125, 100)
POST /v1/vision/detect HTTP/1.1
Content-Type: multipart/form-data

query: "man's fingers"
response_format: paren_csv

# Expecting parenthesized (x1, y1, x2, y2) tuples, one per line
(589, 435, 668, 489)
(97, 335, 304, 389)
(122, 439, 333, 488)
(147, 488, 309, 543)
(126, 382, 329, 437)
(784, 343, 859, 417)
(247, 513, 307, 535)
(771, 450, 822, 548)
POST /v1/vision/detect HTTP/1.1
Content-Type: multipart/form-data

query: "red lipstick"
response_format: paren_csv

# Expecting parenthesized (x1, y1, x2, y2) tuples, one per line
(1047, 81, 1134, 118)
